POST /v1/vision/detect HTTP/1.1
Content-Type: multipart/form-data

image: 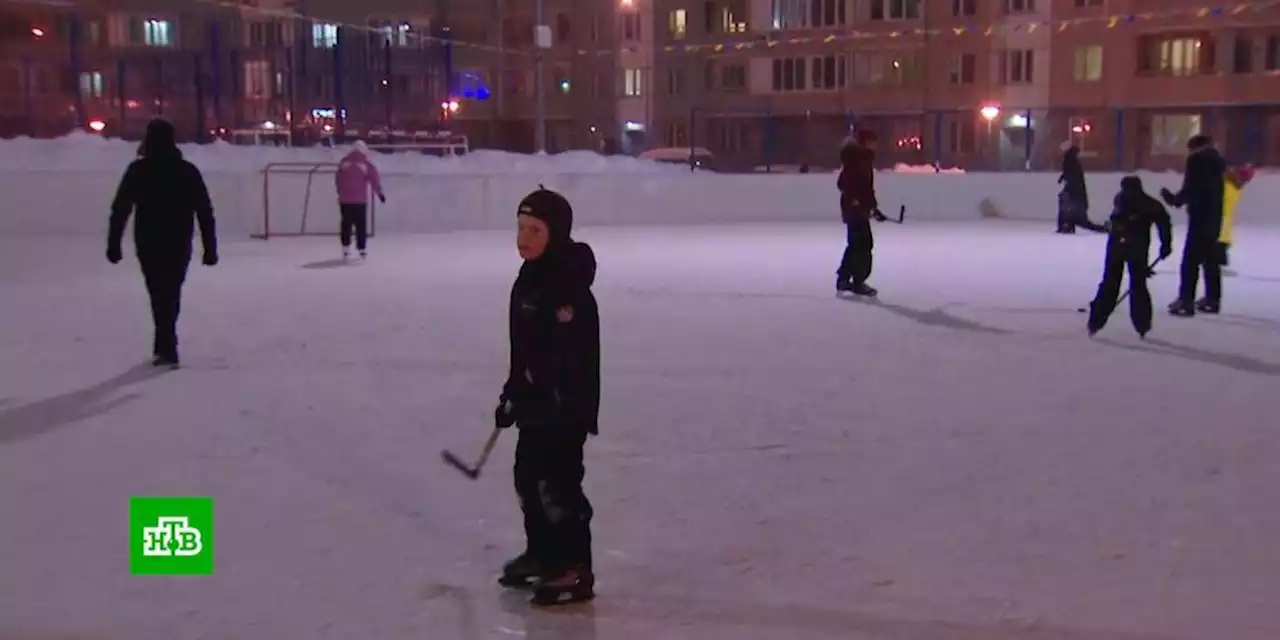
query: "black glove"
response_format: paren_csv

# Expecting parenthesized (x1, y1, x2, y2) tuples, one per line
(1159, 188, 1177, 207)
(871, 209, 888, 222)
(202, 251, 219, 266)
(106, 245, 122, 264)
(1159, 244, 1172, 260)
(378, 193, 386, 204)
(494, 397, 516, 429)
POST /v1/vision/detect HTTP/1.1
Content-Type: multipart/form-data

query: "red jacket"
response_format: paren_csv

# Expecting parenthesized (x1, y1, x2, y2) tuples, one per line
(838, 143, 877, 210)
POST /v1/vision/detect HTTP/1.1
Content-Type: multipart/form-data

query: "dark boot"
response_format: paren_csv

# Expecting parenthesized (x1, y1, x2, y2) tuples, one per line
(499, 552, 544, 590)
(531, 564, 595, 606)
(1168, 300, 1196, 317)
(836, 274, 855, 292)
(1195, 298, 1220, 314)
(851, 282, 877, 297)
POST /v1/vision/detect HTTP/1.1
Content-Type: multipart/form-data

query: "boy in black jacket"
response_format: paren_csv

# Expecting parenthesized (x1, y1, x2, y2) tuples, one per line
(494, 186, 601, 606)
(1160, 134, 1226, 316)
(1087, 176, 1173, 337)
(107, 118, 218, 367)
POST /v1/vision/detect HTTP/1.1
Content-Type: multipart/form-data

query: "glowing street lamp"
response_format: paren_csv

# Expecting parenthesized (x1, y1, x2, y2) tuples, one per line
(441, 99, 460, 116)
(87, 119, 106, 133)
(31, 27, 45, 38)
(979, 105, 1000, 121)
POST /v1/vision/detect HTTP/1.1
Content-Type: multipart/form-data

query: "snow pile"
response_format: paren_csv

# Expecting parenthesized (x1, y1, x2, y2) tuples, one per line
(891, 163, 965, 174)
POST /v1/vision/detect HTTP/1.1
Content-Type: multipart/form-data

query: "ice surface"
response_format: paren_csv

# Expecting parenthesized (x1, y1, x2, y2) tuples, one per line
(2, 221, 1279, 639)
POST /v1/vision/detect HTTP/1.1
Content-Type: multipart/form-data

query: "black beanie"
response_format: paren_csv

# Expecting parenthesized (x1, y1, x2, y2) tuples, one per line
(1187, 134, 1212, 151)
(517, 185, 573, 244)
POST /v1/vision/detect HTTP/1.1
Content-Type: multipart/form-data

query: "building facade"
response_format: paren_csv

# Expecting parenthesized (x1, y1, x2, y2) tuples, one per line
(624, 0, 1280, 170)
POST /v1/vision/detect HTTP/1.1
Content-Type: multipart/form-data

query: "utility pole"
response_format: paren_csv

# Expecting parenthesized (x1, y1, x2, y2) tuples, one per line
(534, 0, 548, 153)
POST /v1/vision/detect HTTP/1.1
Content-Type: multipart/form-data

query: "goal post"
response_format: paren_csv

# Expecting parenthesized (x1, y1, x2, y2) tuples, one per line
(254, 162, 378, 239)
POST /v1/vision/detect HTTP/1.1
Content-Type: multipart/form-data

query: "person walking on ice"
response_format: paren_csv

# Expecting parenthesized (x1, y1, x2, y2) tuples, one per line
(335, 140, 385, 260)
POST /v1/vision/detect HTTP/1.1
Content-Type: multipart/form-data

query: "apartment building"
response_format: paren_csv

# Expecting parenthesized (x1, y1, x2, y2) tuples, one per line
(0, 0, 620, 152)
(622, 0, 1280, 170)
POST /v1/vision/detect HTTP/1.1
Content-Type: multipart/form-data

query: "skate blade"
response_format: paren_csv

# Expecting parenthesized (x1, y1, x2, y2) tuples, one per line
(531, 586, 595, 607)
(499, 575, 539, 590)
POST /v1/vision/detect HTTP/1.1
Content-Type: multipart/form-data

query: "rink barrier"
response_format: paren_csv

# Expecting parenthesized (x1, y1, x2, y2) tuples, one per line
(0, 170, 1275, 236)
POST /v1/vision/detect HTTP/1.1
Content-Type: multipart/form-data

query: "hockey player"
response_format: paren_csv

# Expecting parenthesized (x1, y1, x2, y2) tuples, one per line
(334, 140, 385, 260)
(1219, 163, 1256, 274)
(1160, 134, 1226, 316)
(836, 129, 883, 296)
(107, 118, 218, 368)
(1057, 141, 1089, 233)
(494, 186, 600, 606)
(1086, 176, 1173, 337)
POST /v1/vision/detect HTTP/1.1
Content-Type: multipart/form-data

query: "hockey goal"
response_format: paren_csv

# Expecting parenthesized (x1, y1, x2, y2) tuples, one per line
(254, 162, 379, 239)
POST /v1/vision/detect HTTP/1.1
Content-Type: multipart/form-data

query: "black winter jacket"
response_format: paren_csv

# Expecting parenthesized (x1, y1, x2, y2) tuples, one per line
(108, 149, 217, 258)
(1059, 147, 1088, 209)
(503, 241, 601, 434)
(1166, 146, 1226, 233)
(1109, 185, 1173, 254)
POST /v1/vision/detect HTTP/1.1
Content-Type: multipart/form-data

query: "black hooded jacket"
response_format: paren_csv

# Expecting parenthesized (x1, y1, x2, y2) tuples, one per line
(1166, 145, 1226, 233)
(108, 119, 217, 258)
(1059, 146, 1088, 208)
(504, 241, 601, 434)
(1109, 178, 1172, 254)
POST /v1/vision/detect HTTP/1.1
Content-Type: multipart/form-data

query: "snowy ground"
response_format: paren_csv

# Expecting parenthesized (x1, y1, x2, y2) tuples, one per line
(2, 221, 1279, 640)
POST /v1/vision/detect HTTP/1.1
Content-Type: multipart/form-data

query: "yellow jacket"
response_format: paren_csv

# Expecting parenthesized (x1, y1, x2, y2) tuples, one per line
(1221, 179, 1240, 244)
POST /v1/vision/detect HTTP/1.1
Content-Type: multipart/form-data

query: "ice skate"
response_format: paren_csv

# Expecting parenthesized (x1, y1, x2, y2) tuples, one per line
(1168, 300, 1195, 317)
(151, 353, 179, 369)
(342, 247, 351, 261)
(359, 249, 367, 260)
(1195, 298, 1220, 314)
(851, 282, 877, 297)
(498, 553, 543, 590)
(835, 275, 855, 293)
(531, 565, 595, 606)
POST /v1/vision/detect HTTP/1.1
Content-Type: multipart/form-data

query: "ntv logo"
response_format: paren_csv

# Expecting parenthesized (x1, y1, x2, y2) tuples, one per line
(130, 497, 214, 574)
(142, 516, 203, 556)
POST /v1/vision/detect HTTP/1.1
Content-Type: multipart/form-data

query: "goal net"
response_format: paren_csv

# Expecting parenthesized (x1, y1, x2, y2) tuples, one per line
(254, 162, 378, 239)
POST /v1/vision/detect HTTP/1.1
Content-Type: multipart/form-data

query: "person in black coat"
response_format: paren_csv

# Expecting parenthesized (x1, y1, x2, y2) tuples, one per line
(494, 186, 600, 607)
(107, 118, 218, 368)
(1087, 176, 1173, 337)
(836, 129, 885, 296)
(1057, 141, 1089, 233)
(1160, 134, 1226, 316)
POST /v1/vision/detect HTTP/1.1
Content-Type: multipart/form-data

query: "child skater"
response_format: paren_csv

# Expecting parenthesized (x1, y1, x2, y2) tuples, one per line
(493, 186, 601, 606)
(1219, 163, 1256, 275)
(1087, 176, 1173, 337)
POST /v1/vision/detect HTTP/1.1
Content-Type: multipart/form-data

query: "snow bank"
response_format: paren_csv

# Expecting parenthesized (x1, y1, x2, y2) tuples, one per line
(0, 136, 1274, 236)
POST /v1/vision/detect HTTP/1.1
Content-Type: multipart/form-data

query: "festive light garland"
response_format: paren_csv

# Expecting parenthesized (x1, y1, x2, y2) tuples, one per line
(188, 0, 1279, 58)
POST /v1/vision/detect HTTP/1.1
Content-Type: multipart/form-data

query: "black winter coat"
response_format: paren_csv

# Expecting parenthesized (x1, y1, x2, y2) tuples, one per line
(1059, 147, 1088, 208)
(108, 149, 217, 259)
(1108, 186, 1173, 255)
(837, 143, 877, 216)
(1166, 146, 1226, 233)
(504, 241, 601, 435)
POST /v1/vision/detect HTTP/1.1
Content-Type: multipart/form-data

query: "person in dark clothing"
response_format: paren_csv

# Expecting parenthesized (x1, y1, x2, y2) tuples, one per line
(1057, 141, 1089, 233)
(836, 130, 884, 296)
(494, 186, 600, 607)
(107, 118, 218, 368)
(1160, 134, 1226, 316)
(1087, 176, 1173, 337)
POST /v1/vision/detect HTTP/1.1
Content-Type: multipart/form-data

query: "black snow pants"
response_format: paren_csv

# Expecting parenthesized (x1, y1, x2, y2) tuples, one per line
(838, 204, 874, 284)
(339, 203, 369, 251)
(1177, 226, 1222, 304)
(1088, 238, 1153, 335)
(139, 251, 191, 358)
(514, 428, 593, 572)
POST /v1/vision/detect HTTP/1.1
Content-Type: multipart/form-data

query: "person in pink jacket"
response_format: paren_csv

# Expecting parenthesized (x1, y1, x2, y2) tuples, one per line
(335, 140, 385, 259)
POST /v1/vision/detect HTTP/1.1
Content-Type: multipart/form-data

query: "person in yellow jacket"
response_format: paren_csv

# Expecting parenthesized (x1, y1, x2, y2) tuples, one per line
(1219, 163, 1256, 274)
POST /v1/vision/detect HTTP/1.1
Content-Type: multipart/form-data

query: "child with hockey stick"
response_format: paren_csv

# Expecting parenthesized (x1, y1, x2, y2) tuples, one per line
(493, 186, 601, 606)
(1087, 176, 1173, 337)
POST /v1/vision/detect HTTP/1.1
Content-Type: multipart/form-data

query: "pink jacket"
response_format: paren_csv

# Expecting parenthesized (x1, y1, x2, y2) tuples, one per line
(335, 150, 384, 204)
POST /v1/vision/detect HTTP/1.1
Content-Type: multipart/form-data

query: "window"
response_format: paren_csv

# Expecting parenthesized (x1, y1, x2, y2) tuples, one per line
(1150, 114, 1201, 155)
(504, 69, 527, 96)
(312, 23, 338, 48)
(953, 0, 976, 16)
(1139, 35, 1213, 76)
(248, 21, 285, 48)
(1233, 35, 1253, 73)
(809, 54, 847, 89)
(722, 2, 749, 32)
(810, 0, 846, 27)
(948, 118, 976, 153)
(1004, 0, 1034, 13)
(771, 57, 808, 91)
(870, 0, 922, 20)
(1074, 0, 1103, 6)
(1000, 49, 1034, 84)
(143, 19, 172, 47)
(590, 15, 599, 42)
(243, 60, 269, 98)
(716, 120, 747, 152)
(1267, 35, 1280, 70)
(721, 63, 747, 90)
(623, 68, 643, 96)
(1073, 45, 1103, 81)
(669, 10, 687, 38)
(556, 14, 572, 42)
(372, 22, 412, 47)
(667, 69, 685, 95)
(1160, 38, 1203, 75)
(78, 71, 103, 97)
(949, 53, 976, 84)
(665, 122, 688, 147)
(852, 52, 921, 85)
(771, 0, 808, 29)
(622, 14, 640, 40)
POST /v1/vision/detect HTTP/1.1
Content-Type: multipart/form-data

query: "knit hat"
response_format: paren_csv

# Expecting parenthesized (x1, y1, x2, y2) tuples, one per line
(517, 185, 574, 245)
(140, 118, 179, 157)
(352, 140, 369, 154)
(1187, 134, 1212, 151)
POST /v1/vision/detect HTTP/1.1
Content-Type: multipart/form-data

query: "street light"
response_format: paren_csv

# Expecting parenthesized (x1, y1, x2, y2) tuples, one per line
(980, 105, 1000, 121)
(87, 119, 106, 133)
(31, 27, 45, 38)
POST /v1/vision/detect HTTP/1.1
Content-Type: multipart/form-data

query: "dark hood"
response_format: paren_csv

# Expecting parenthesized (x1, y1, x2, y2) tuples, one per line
(140, 118, 182, 159)
(519, 240, 596, 292)
(1063, 146, 1080, 160)
(839, 143, 872, 167)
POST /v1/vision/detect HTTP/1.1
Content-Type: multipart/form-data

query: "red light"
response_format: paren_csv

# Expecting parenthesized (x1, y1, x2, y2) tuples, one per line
(88, 119, 106, 132)
(31, 27, 46, 37)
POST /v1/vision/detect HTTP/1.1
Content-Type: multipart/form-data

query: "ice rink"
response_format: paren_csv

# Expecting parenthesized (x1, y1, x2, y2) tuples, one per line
(2, 221, 1279, 640)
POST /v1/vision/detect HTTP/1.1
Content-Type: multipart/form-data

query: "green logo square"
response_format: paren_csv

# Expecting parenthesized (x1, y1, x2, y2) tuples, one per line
(129, 497, 214, 575)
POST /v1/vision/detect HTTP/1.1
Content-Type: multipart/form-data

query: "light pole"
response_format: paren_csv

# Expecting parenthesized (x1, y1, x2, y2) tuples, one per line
(534, 0, 548, 153)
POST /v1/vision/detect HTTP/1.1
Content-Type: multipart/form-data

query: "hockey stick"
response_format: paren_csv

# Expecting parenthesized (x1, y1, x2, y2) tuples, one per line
(441, 428, 502, 480)
(1077, 255, 1166, 313)
(874, 205, 906, 224)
